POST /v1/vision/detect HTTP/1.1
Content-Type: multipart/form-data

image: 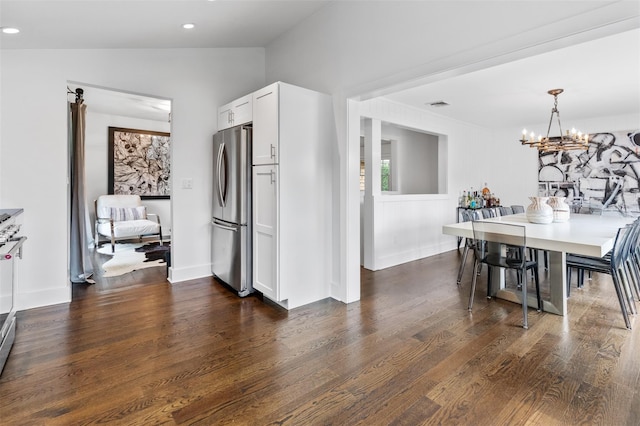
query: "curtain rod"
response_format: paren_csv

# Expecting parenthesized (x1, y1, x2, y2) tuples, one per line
(67, 86, 84, 103)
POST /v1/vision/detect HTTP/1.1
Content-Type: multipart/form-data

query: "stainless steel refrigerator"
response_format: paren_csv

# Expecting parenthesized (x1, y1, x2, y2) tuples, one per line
(211, 125, 253, 296)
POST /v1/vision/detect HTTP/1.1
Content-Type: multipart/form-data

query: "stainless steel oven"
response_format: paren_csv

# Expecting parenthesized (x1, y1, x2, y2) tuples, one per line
(0, 209, 25, 375)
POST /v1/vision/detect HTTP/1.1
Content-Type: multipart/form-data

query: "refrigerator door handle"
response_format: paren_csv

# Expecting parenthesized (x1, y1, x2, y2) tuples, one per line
(217, 142, 227, 207)
(211, 220, 238, 232)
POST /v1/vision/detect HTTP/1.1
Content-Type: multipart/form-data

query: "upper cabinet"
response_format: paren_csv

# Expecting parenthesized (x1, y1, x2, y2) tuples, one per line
(252, 83, 279, 165)
(218, 94, 252, 131)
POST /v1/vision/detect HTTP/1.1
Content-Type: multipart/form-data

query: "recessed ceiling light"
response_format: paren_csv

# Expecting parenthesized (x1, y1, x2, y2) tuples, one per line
(182, 23, 195, 30)
(1, 27, 20, 34)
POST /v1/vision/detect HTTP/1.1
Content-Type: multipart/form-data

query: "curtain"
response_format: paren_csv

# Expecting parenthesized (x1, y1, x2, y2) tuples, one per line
(69, 93, 94, 283)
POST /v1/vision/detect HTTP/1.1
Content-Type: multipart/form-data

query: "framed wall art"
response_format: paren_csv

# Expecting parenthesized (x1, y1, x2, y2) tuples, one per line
(108, 127, 171, 199)
(538, 129, 640, 214)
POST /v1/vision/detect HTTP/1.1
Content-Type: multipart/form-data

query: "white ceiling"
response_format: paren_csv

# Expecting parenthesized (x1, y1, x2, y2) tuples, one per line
(3, 1, 639, 127)
(0, 1, 331, 49)
(383, 28, 640, 130)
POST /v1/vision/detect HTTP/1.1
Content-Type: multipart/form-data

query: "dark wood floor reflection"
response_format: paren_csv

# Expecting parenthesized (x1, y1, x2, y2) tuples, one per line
(1, 249, 639, 425)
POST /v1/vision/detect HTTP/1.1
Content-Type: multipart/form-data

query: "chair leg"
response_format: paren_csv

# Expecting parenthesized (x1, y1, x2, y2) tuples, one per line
(521, 266, 528, 329)
(486, 265, 492, 299)
(533, 265, 542, 312)
(617, 268, 637, 316)
(578, 269, 585, 288)
(567, 266, 572, 297)
(457, 243, 470, 285)
(468, 260, 480, 312)
(623, 258, 640, 301)
(544, 251, 549, 270)
(612, 273, 632, 329)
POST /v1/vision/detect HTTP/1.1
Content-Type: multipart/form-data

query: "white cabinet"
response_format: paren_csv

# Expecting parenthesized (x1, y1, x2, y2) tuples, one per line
(252, 83, 279, 165)
(251, 82, 334, 309)
(252, 165, 279, 301)
(218, 94, 252, 130)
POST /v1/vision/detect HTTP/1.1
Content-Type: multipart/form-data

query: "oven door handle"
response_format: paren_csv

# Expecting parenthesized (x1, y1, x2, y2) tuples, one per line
(1, 236, 27, 260)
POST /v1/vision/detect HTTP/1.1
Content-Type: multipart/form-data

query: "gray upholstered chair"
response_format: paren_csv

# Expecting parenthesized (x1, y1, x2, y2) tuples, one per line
(94, 195, 162, 252)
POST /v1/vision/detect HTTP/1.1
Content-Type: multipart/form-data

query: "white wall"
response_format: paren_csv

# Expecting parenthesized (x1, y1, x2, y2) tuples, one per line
(0, 48, 265, 310)
(360, 98, 494, 270)
(85, 110, 171, 238)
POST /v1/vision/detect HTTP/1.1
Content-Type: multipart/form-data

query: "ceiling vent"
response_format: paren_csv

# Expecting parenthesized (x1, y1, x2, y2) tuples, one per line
(427, 100, 450, 107)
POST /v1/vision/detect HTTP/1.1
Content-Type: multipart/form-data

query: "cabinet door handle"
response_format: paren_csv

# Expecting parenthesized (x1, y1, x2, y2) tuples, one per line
(270, 170, 276, 184)
(256, 91, 273, 100)
(270, 144, 276, 159)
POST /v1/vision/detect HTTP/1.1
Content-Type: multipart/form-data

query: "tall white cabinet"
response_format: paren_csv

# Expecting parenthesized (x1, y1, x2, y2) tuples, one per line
(251, 82, 334, 309)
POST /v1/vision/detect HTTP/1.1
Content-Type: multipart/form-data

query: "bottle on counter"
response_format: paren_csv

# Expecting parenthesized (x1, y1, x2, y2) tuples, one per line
(482, 182, 492, 207)
(482, 182, 491, 200)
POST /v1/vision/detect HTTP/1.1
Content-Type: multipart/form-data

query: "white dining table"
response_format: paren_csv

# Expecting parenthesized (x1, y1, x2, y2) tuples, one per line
(442, 213, 634, 315)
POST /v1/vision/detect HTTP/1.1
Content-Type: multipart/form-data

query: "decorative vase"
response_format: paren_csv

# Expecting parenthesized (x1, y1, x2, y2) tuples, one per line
(526, 196, 554, 224)
(548, 196, 570, 223)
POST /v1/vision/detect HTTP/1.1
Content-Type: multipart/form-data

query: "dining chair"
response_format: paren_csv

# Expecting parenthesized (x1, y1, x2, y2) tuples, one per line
(626, 219, 640, 299)
(566, 223, 636, 329)
(469, 220, 542, 329)
(456, 209, 482, 284)
(499, 206, 513, 216)
(508, 203, 548, 270)
(480, 208, 497, 219)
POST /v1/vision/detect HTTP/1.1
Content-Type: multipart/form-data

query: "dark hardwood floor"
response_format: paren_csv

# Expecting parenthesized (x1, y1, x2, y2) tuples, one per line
(1, 248, 639, 425)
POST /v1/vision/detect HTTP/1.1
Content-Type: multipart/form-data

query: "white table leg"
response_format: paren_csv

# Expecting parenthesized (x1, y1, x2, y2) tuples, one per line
(492, 249, 567, 316)
(543, 250, 567, 315)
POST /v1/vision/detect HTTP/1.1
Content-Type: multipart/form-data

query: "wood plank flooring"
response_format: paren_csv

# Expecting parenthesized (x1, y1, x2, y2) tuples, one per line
(1, 249, 639, 425)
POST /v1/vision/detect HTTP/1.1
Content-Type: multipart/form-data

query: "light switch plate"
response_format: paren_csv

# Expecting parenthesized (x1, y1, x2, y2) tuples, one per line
(182, 178, 193, 189)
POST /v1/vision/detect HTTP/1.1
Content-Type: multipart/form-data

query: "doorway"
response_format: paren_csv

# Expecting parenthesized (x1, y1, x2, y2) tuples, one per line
(67, 82, 172, 293)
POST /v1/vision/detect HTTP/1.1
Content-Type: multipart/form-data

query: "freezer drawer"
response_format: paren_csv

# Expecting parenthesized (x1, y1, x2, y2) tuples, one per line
(211, 219, 252, 296)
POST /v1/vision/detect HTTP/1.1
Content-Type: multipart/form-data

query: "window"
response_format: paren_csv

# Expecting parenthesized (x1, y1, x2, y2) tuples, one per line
(360, 158, 392, 191)
(381, 159, 391, 191)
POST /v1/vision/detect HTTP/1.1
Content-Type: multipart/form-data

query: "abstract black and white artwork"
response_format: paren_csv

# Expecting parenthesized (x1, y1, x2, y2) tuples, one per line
(108, 127, 171, 199)
(538, 130, 640, 214)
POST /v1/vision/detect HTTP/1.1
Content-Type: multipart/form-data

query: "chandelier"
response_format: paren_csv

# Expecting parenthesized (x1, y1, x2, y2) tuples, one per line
(520, 89, 589, 152)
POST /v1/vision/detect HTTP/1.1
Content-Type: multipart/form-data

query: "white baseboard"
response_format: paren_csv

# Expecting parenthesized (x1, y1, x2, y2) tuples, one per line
(374, 242, 456, 271)
(17, 286, 71, 311)
(168, 263, 213, 284)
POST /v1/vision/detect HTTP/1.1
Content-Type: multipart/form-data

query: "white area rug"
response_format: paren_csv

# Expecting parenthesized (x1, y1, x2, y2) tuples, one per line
(97, 243, 165, 277)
